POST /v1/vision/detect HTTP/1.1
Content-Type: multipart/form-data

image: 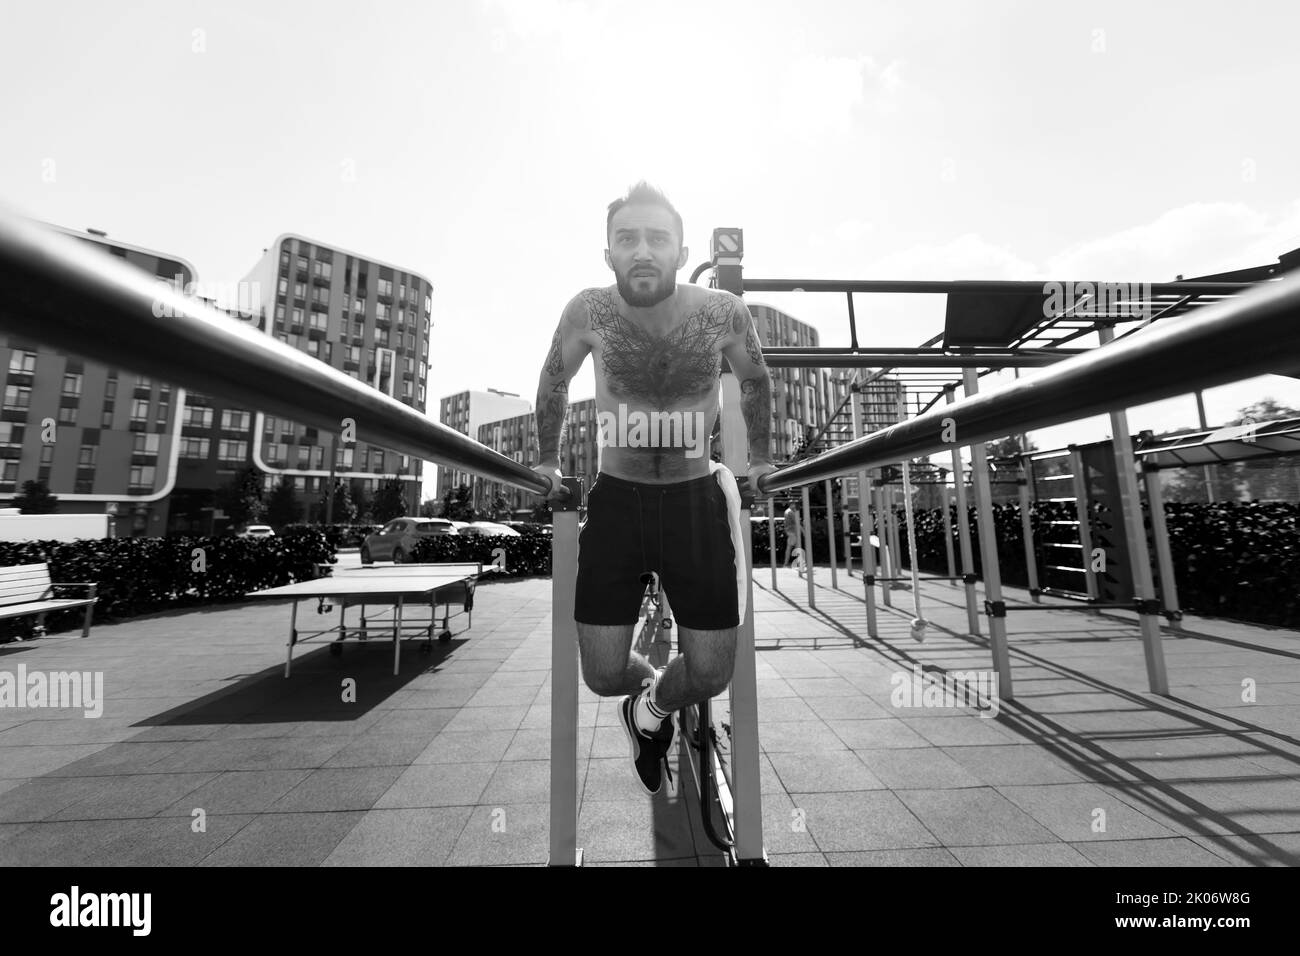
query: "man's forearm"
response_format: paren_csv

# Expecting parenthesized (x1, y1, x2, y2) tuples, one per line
(739, 374, 772, 464)
(535, 378, 569, 465)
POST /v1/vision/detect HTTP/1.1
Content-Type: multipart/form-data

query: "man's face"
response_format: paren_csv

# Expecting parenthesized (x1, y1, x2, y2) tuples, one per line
(605, 203, 688, 308)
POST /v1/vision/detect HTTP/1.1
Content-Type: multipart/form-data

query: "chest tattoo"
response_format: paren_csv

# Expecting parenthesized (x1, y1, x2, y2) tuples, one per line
(581, 289, 730, 405)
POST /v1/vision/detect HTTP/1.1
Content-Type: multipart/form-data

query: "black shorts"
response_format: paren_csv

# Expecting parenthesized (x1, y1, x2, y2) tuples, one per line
(575, 471, 739, 630)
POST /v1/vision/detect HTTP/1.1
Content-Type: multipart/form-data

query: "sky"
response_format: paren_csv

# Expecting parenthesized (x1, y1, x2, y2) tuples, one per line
(3, 0, 1298, 501)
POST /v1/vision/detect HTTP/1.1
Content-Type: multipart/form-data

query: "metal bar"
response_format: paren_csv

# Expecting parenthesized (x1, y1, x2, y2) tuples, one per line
(846, 292, 859, 349)
(941, 483, 956, 579)
(801, 486, 815, 607)
(764, 352, 1074, 369)
(0, 212, 551, 497)
(768, 496, 777, 590)
(720, 370, 764, 863)
(947, 388, 980, 635)
(744, 278, 1256, 295)
(1018, 474, 1040, 603)
(825, 479, 838, 590)
(1143, 466, 1182, 631)
(1068, 448, 1101, 607)
(1098, 326, 1169, 696)
(548, 493, 581, 866)
(755, 276, 1300, 495)
(964, 369, 1014, 700)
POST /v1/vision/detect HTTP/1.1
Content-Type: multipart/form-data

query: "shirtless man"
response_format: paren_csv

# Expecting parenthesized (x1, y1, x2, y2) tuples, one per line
(533, 181, 775, 794)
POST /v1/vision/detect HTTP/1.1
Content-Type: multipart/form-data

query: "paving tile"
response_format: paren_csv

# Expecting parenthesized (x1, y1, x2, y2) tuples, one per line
(1188, 832, 1300, 867)
(941, 744, 1087, 786)
(996, 783, 1182, 842)
(759, 720, 848, 753)
(804, 695, 893, 721)
(158, 770, 312, 817)
(768, 751, 885, 793)
(826, 719, 931, 750)
(447, 803, 550, 865)
(757, 697, 821, 722)
(442, 705, 530, 733)
(577, 799, 697, 863)
(363, 709, 456, 736)
(795, 791, 940, 853)
(826, 848, 962, 866)
(768, 852, 830, 866)
(273, 766, 406, 812)
(414, 730, 516, 765)
(48, 772, 218, 821)
(482, 760, 552, 804)
(83, 814, 256, 866)
(0, 818, 152, 866)
(784, 677, 861, 698)
(899, 715, 1026, 747)
(147, 737, 350, 773)
(375, 762, 496, 808)
(855, 748, 984, 790)
(893, 788, 1059, 847)
(322, 807, 473, 866)
(1073, 837, 1235, 867)
(324, 733, 440, 768)
(949, 843, 1094, 866)
(201, 812, 364, 866)
(0, 744, 112, 777)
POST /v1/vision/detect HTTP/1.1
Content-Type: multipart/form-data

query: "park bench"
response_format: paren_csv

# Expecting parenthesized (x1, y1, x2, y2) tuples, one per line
(0, 562, 98, 638)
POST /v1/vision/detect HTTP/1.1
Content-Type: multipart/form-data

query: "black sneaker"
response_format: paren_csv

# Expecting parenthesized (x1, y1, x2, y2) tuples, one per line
(619, 695, 675, 795)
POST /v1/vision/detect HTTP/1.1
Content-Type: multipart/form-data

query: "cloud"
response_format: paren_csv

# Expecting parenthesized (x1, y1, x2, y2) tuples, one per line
(1045, 200, 1300, 279)
(866, 232, 1038, 280)
(776, 55, 904, 139)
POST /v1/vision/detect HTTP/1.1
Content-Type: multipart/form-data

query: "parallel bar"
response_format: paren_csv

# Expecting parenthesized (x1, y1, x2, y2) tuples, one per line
(763, 353, 1071, 369)
(756, 276, 1300, 495)
(0, 212, 550, 497)
(548, 493, 580, 865)
(745, 278, 1256, 296)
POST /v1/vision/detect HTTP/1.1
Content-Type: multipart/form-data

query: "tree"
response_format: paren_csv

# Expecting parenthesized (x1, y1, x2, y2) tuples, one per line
(12, 479, 57, 514)
(1163, 398, 1300, 502)
(265, 477, 302, 528)
(490, 493, 510, 520)
(352, 484, 371, 524)
(419, 497, 441, 518)
(372, 477, 408, 523)
(215, 466, 266, 527)
(530, 498, 552, 523)
(330, 480, 358, 524)
(441, 483, 476, 521)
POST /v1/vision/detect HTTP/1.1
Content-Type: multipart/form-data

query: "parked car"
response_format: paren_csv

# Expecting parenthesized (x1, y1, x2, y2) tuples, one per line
(361, 517, 457, 563)
(237, 524, 275, 539)
(503, 520, 551, 535)
(458, 521, 522, 538)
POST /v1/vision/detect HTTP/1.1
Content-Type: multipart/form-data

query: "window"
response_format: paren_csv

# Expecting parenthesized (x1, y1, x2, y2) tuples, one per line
(266, 442, 288, 465)
(78, 445, 96, 467)
(180, 437, 209, 458)
(62, 373, 83, 397)
(133, 432, 161, 455)
(376, 327, 389, 347)
(353, 320, 364, 338)
(292, 308, 304, 326)
(338, 448, 354, 468)
(297, 446, 311, 468)
(156, 401, 169, 426)
(1, 460, 19, 483)
(312, 287, 328, 306)
(306, 338, 320, 357)
(8, 351, 36, 374)
(278, 277, 288, 295)
(0, 423, 22, 446)
(137, 376, 152, 390)
(296, 255, 308, 273)
(376, 303, 390, 321)
(218, 439, 248, 463)
(183, 405, 213, 428)
(39, 444, 54, 465)
(309, 312, 328, 331)
(347, 345, 361, 363)
(3, 385, 31, 410)
(377, 278, 393, 297)
(129, 465, 156, 489)
(105, 378, 117, 399)
(131, 399, 149, 421)
(323, 342, 333, 362)
(294, 282, 306, 299)
(313, 261, 332, 281)
(57, 405, 77, 425)
(101, 409, 113, 428)
(221, 409, 251, 431)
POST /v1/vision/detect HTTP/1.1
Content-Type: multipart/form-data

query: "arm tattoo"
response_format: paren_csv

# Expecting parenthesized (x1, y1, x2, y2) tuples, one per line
(744, 323, 763, 367)
(536, 379, 568, 462)
(740, 374, 772, 463)
(543, 327, 563, 376)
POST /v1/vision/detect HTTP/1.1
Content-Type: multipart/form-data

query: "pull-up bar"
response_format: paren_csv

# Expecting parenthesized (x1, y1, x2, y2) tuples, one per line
(757, 276, 1299, 494)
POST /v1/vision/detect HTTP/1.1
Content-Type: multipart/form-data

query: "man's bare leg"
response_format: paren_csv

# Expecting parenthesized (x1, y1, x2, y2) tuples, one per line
(576, 622, 656, 697)
(650, 625, 738, 713)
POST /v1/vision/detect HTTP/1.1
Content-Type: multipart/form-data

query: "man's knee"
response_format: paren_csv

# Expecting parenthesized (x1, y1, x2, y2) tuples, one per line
(580, 663, 625, 697)
(684, 658, 734, 699)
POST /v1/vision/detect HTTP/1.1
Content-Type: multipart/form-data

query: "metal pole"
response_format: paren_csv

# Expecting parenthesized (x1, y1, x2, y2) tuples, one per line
(720, 370, 764, 865)
(1143, 464, 1182, 632)
(1098, 326, 1169, 696)
(946, 388, 980, 636)
(548, 480, 580, 866)
(825, 479, 838, 590)
(801, 486, 815, 608)
(1194, 390, 1216, 503)
(767, 496, 777, 590)
(875, 483, 892, 609)
(941, 482, 956, 580)
(841, 481, 853, 578)
(850, 393, 878, 636)
(963, 369, 1014, 700)
(1018, 472, 1040, 603)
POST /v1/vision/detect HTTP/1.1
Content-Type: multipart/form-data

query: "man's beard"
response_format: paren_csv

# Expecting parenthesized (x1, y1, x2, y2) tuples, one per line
(615, 266, 676, 307)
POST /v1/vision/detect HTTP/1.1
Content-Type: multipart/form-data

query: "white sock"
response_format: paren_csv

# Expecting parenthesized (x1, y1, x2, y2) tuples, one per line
(634, 668, 669, 734)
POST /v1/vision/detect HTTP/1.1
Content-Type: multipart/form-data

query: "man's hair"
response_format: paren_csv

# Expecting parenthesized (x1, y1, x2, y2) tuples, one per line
(606, 180, 684, 248)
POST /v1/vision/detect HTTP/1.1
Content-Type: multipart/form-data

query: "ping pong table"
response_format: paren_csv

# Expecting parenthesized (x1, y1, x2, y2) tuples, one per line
(249, 563, 482, 677)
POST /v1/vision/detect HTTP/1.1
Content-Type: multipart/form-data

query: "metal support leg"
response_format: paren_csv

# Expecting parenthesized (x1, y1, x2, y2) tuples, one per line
(1144, 465, 1182, 631)
(875, 484, 892, 609)
(941, 483, 956, 580)
(1070, 447, 1101, 610)
(549, 477, 582, 866)
(964, 369, 1013, 700)
(284, 599, 299, 678)
(801, 485, 815, 608)
(947, 387, 980, 636)
(768, 496, 777, 590)
(1018, 471, 1040, 603)
(825, 479, 838, 590)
